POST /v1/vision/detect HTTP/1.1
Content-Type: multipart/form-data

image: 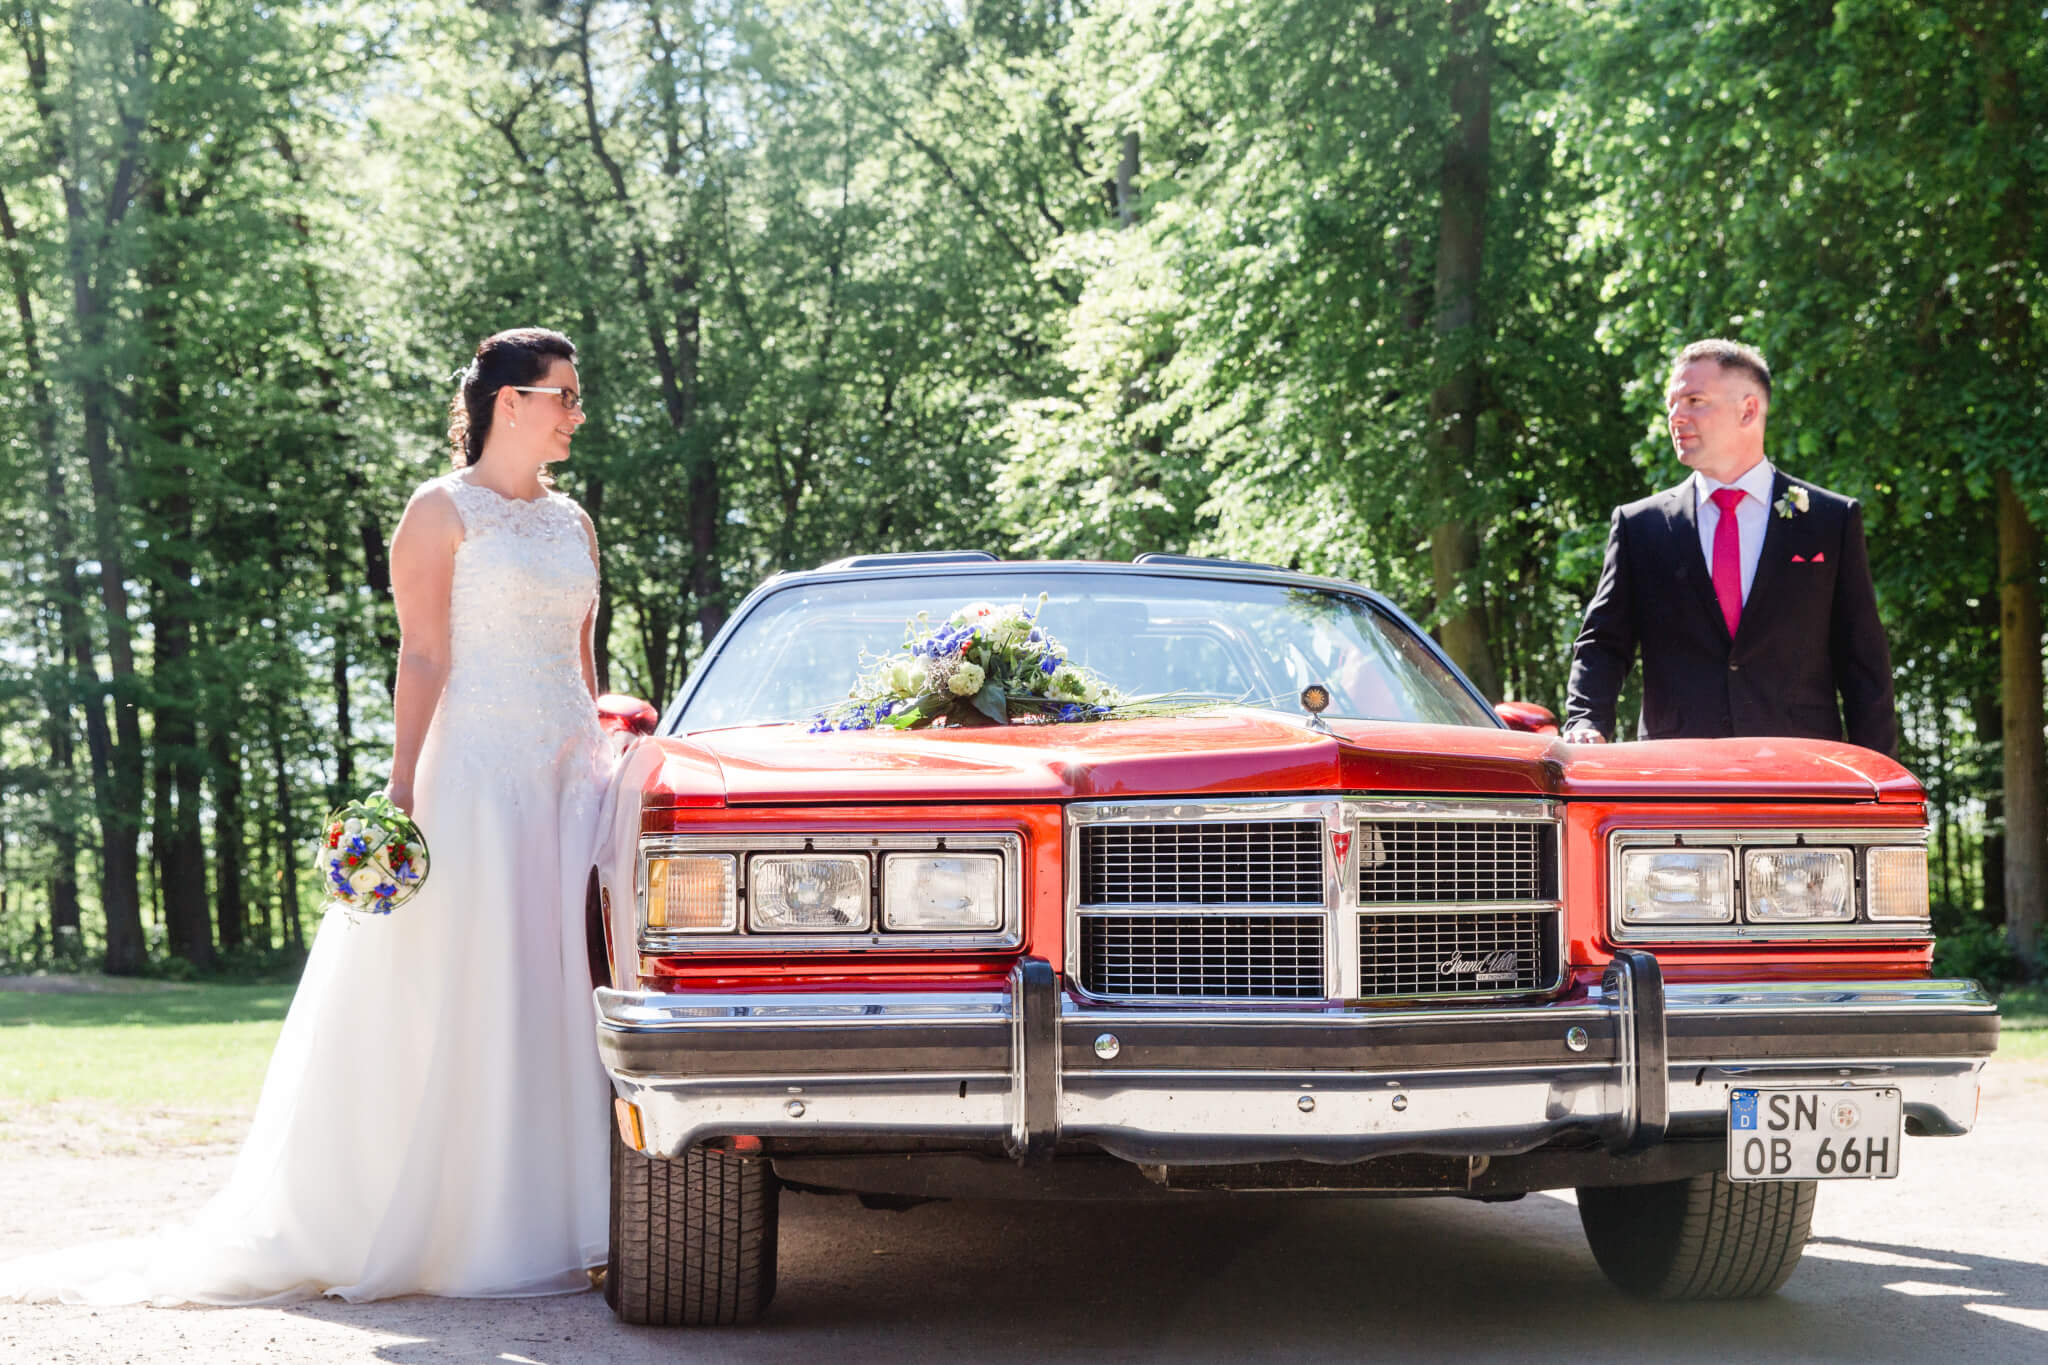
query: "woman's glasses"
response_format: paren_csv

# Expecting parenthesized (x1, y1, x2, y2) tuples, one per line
(505, 385, 583, 412)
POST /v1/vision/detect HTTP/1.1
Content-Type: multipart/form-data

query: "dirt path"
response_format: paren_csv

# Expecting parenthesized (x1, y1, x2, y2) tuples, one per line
(3, 1059, 2044, 1364)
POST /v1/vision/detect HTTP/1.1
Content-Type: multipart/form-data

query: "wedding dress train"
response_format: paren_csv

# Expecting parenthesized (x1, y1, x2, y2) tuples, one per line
(1, 471, 615, 1305)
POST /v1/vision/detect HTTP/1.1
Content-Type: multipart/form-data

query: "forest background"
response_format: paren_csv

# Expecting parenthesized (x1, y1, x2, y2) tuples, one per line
(0, 0, 2041, 982)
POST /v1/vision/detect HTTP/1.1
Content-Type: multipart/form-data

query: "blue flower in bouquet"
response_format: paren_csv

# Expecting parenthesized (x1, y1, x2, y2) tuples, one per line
(1040, 655, 1061, 676)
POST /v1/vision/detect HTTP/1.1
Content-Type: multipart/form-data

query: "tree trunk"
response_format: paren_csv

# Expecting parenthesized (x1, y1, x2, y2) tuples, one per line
(271, 721, 304, 952)
(211, 727, 246, 953)
(1975, 690, 2006, 923)
(140, 188, 213, 971)
(328, 570, 355, 806)
(1425, 0, 1501, 701)
(1996, 469, 2045, 968)
(1115, 130, 1140, 226)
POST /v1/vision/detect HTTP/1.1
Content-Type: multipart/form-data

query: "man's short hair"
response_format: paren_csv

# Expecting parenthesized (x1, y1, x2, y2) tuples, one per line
(1671, 338, 1772, 402)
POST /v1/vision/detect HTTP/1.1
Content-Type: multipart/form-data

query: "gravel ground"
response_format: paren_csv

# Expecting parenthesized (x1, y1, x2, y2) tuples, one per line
(3, 1058, 2044, 1365)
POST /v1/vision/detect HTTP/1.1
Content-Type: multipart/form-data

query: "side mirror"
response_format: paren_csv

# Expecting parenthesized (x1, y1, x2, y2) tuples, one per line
(1494, 700, 1559, 735)
(596, 693, 660, 738)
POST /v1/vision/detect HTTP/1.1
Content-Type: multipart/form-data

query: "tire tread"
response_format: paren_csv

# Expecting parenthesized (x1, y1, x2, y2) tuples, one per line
(608, 1129, 777, 1325)
(1579, 1171, 1813, 1301)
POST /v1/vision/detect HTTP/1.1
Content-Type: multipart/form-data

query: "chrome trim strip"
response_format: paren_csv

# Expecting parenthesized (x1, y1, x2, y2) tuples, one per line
(1064, 1001, 1616, 1027)
(1067, 797, 1345, 827)
(1075, 903, 1332, 916)
(1354, 900, 1564, 916)
(1663, 979, 1995, 1014)
(638, 830, 1023, 954)
(1609, 828, 1934, 944)
(595, 987, 1014, 1031)
(1347, 798, 1561, 822)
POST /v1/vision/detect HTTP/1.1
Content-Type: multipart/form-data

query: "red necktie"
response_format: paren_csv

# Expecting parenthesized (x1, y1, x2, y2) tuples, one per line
(1710, 486, 1746, 637)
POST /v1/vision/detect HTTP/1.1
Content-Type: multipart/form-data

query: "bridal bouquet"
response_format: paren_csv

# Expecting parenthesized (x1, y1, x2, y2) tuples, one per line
(810, 595, 1153, 732)
(314, 793, 431, 917)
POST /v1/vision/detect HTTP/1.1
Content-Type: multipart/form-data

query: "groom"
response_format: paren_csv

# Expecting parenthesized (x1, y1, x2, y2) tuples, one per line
(1564, 339, 1898, 757)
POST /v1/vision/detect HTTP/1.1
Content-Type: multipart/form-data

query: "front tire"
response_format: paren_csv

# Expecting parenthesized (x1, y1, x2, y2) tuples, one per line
(606, 1128, 779, 1325)
(1577, 1171, 1815, 1300)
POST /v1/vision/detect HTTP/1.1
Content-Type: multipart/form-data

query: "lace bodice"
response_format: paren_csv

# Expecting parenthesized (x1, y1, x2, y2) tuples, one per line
(428, 472, 604, 771)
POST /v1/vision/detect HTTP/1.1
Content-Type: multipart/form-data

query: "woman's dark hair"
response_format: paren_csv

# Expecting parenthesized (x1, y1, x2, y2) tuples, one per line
(447, 327, 578, 469)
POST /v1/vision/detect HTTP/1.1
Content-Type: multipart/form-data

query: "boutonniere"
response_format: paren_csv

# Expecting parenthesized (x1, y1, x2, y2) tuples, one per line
(1773, 486, 1809, 519)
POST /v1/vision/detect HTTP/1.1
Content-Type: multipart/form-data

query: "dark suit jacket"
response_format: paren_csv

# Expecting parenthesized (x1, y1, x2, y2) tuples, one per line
(1565, 469, 1898, 756)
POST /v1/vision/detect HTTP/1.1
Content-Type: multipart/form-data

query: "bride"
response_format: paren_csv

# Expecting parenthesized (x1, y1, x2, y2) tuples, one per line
(1, 327, 615, 1304)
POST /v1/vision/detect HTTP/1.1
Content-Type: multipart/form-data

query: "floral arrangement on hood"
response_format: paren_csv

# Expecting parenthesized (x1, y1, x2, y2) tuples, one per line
(809, 596, 1126, 732)
(313, 792, 431, 917)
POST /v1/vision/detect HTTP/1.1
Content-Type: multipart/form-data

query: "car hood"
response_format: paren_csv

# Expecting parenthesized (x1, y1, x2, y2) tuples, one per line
(641, 710, 1920, 807)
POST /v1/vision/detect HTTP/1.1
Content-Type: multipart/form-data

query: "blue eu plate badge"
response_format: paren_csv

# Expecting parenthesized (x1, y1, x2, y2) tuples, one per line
(1730, 1090, 1759, 1132)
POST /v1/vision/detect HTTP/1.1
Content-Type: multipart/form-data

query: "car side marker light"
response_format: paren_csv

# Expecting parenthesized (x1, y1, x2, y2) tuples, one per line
(614, 1097, 645, 1153)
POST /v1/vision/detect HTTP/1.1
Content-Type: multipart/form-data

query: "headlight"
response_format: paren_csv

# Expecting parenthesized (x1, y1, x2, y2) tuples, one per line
(748, 854, 870, 932)
(1743, 848, 1853, 922)
(1866, 846, 1930, 920)
(1620, 848, 1734, 924)
(644, 854, 737, 933)
(883, 853, 1003, 931)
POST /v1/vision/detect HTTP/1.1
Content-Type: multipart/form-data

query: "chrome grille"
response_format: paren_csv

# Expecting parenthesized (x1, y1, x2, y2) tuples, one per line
(1357, 820, 1549, 904)
(1081, 820, 1324, 906)
(1357, 910, 1558, 998)
(1080, 914, 1326, 1000)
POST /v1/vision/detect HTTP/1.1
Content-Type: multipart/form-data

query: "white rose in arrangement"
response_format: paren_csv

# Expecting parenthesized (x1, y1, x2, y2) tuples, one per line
(949, 601, 999, 625)
(947, 661, 987, 696)
(347, 865, 381, 896)
(885, 656, 924, 695)
(360, 824, 385, 847)
(343, 818, 363, 835)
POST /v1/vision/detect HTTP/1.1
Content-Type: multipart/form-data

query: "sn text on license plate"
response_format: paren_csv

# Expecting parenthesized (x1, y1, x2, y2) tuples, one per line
(1727, 1087, 1902, 1181)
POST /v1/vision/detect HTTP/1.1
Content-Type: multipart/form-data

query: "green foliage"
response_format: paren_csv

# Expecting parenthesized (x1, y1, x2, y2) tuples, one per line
(1933, 919, 2024, 991)
(0, 0, 2039, 975)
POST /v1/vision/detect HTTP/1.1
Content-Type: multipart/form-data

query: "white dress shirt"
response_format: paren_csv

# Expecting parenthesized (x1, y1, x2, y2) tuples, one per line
(1692, 460, 1775, 605)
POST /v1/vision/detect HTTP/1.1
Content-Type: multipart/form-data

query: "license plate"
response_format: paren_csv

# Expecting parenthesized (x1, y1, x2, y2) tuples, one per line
(1727, 1087, 1902, 1181)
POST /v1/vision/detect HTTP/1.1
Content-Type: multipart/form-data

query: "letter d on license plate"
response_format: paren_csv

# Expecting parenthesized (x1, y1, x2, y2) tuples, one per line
(1728, 1087, 1903, 1181)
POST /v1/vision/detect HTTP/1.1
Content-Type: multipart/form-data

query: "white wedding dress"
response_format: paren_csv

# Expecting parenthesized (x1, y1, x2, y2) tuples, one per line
(1, 471, 615, 1305)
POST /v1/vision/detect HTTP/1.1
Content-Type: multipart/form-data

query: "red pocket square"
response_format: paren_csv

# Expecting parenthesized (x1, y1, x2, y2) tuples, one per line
(1790, 552, 1826, 564)
(1813, 551, 1825, 563)
(1792, 554, 1806, 562)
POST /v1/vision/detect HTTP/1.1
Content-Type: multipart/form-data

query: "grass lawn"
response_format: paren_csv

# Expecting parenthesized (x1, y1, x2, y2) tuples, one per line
(1995, 983, 2048, 1062)
(0, 978, 295, 1152)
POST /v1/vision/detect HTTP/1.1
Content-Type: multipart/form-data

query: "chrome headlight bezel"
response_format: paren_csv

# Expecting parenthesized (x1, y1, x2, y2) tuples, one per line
(1618, 848, 1736, 926)
(882, 852, 1006, 931)
(638, 831, 1023, 953)
(1608, 829, 1933, 943)
(746, 852, 873, 933)
(642, 852, 740, 934)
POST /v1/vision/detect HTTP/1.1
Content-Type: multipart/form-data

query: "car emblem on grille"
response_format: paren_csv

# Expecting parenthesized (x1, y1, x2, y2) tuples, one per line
(1439, 950, 1520, 983)
(1330, 830, 1351, 865)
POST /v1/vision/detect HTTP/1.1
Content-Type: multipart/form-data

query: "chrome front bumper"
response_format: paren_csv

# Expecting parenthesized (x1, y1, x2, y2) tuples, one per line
(593, 954, 1997, 1166)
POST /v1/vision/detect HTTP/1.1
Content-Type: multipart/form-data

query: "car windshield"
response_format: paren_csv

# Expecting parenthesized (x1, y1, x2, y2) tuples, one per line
(673, 570, 1496, 731)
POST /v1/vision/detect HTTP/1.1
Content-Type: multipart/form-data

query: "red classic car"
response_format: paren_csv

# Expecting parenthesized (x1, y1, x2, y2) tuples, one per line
(588, 553, 1996, 1326)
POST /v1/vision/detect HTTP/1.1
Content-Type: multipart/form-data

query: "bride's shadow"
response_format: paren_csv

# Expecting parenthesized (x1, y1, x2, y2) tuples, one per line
(328, 1191, 2048, 1365)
